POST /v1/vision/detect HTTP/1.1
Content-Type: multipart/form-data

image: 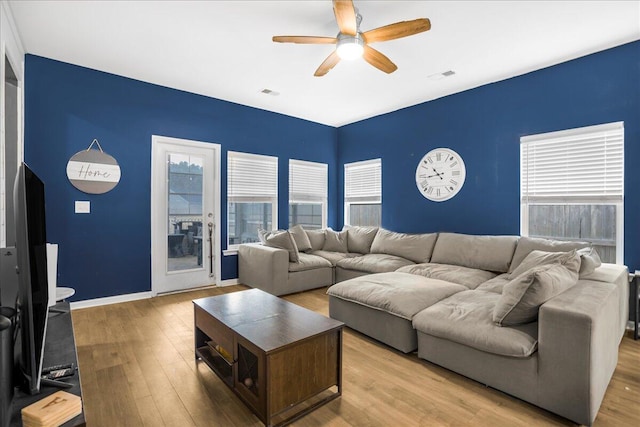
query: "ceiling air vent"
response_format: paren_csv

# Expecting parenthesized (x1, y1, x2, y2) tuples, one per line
(428, 70, 456, 81)
(260, 88, 280, 96)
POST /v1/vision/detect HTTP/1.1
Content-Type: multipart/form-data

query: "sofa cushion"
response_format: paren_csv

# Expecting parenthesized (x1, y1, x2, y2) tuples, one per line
(289, 253, 332, 272)
(493, 251, 581, 326)
(258, 229, 299, 262)
(336, 253, 415, 274)
(508, 236, 590, 274)
(344, 225, 378, 254)
(288, 224, 312, 252)
(323, 228, 348, 252)
(310, 250, 360, 266)
(396, 263, 498, 290)
(305, 229, 325, 251)
(509, 249, 577, 279)
(476, 273, 511, 293)
(327, 272, 466, 320)
(413, 290, 538, 358)
(370, 228, 438, 263)
(430, 233, 518, 273)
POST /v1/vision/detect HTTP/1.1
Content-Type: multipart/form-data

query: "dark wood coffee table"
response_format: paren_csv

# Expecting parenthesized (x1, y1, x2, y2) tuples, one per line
(193, 289, 343, 426)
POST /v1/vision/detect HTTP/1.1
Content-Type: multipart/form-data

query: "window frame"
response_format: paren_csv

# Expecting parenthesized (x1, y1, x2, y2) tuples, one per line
(288, 159, 328, 229)
(520, 122, 624, 264)
(344, 158, 382, 227)
(227, 151, 278, 250)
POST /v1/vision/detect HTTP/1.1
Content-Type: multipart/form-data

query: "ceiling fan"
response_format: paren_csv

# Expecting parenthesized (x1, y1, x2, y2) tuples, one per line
(272, 0, 431, 77)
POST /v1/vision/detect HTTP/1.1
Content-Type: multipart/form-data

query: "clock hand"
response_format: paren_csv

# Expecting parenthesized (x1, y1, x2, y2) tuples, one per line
(432, 168, 444, 180)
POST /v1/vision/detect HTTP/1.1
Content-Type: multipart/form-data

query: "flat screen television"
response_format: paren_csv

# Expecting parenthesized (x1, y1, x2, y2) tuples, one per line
(13, 162, 49, 395)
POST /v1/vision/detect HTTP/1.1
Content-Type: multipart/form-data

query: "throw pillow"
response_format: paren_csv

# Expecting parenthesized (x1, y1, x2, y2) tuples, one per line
(323, 228, 348, 253)
(258, 229, 300, 263)
(344, 225, 378, 254)
(305, 229, 326, 251)
(577, 246, 602, 276)
(508, 236, 590, 273)
(493, 252, 580, 326)
(289, 224, 312, 252)
(508, 250, 578, 279)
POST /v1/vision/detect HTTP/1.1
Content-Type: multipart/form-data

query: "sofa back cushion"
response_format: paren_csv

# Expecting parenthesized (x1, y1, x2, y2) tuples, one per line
(508, 236, 591, 273)
(430, 233, 518, 273)
(344, 225, 378, 254)
(305, 229, 326, 251)
(288, 224, 312, 252)
(258, 229, 299, 262)
(493, 251, 580, 326)
(323, 228, 348, 252)
(508, 249, 574, 279)
(370, 228, 438, 263)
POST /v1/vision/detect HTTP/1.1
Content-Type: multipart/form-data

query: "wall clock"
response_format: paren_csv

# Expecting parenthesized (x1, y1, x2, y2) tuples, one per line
(415, 148, 466, 202)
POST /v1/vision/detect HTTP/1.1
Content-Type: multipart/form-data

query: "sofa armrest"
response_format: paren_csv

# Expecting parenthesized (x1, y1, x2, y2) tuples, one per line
(537, 281, 620, 426)
(238, 243, 289, 295)
(579, 263, 629, 339)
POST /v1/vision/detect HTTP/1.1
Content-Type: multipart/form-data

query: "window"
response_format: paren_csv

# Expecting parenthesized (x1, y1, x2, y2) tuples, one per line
(227, 151, 278, 248)
(344, 159, 381, 227)
(289, 159, 327, 229)
(520, 122, 624, 264)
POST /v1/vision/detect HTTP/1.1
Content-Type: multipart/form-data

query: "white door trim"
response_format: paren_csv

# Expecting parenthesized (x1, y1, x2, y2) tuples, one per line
(150, 135, 222, 296)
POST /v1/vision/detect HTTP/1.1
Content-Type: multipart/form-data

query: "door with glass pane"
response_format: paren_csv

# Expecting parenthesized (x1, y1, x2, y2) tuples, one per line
(151, 136, 219, 295)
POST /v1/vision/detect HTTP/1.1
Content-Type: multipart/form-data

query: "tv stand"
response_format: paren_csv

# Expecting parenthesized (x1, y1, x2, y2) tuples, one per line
(9, 301, 85, 426)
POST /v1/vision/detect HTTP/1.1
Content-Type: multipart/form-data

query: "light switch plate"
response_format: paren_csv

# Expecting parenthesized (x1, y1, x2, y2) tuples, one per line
(75, 201, 90, 213)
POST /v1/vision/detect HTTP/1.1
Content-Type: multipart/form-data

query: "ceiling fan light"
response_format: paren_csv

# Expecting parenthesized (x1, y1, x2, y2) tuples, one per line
(336, 34, 364, 60)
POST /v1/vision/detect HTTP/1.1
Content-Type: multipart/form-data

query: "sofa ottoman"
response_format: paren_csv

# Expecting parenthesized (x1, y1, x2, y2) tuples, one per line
(327, 272, 466, 352)
(413, 289, 541, 405)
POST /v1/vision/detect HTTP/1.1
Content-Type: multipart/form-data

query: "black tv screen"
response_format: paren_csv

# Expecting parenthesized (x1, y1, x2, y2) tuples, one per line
(13, 162, 49, 395)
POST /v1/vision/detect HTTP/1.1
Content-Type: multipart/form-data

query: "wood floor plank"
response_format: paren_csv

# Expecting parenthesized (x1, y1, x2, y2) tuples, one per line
(134, 395, 165, 427)
(71, 285, 640, 426)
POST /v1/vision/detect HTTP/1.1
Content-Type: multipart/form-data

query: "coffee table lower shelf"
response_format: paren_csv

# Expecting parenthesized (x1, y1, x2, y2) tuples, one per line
(194, 291, 343, 427)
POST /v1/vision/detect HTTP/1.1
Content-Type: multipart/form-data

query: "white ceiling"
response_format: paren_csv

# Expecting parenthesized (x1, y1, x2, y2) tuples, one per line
(7, 1, 640, 127)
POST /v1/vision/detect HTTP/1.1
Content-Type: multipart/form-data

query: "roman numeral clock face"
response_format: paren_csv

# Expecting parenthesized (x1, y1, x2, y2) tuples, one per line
(415, 148, 466, 202)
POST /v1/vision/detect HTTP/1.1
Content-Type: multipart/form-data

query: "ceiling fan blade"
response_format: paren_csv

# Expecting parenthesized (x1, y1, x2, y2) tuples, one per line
(363, 18, 432, 43)
(363, 45, 398, 74)
(314, 51, 341, 77)
(272, 36, 337, 44)
(333, 0, 357, 36)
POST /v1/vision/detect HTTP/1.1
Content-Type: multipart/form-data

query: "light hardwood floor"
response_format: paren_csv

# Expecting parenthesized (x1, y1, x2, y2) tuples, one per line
(71, 285, 640, 426)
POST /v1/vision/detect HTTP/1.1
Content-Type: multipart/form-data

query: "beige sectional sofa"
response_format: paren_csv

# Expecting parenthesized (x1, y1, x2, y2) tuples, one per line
(237, 226, 629, 426)
(238, 225, 440, 294)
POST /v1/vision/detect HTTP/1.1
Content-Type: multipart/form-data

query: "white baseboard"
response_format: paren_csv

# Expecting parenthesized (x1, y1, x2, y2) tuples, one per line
(627, 320, 635, 330)
(220, 278, 240, 286)
(70, 291, 153, 310)
(69, 279, 242, 310)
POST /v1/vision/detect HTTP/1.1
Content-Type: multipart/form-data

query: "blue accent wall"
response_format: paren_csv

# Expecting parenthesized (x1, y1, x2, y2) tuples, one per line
(24, 55, 338, 301)
(338, 41, 640, 270)
(23, 41, 640, 302)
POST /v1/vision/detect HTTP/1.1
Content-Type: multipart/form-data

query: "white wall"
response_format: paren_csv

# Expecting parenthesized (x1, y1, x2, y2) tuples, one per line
(0, 0, 25, 247)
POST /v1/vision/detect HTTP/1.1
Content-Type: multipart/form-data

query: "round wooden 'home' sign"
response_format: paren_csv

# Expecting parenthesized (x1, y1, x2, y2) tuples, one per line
(66, 139, 121, 194)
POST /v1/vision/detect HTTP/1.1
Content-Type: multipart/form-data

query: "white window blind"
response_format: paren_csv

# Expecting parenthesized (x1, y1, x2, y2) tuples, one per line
(289, 159, 328, 202)
(521, 122, 624, 203)
(344, 158, 381, 203)
(228, 151, 278, 200)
